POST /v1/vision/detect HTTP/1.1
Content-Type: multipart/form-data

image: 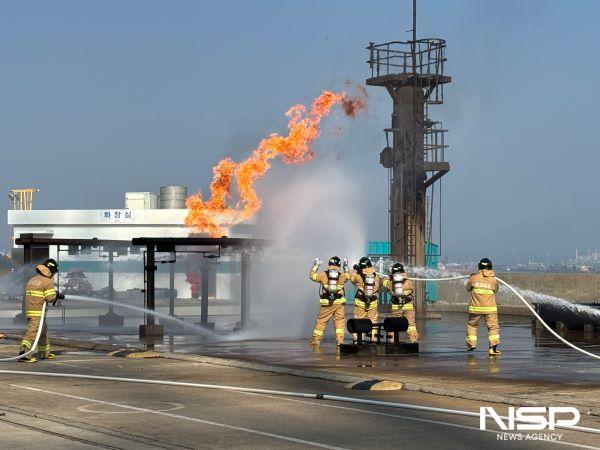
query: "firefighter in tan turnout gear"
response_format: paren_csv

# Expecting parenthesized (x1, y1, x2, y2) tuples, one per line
(349, 257, 380, 340)
(382, 263, 418, 343)
(18, 259, 64, 362)
(466, 258, 501, 357)
(309, 256, 349, 346)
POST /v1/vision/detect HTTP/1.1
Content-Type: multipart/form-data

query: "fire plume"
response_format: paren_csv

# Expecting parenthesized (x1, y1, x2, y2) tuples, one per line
(185, 87, 367, 236)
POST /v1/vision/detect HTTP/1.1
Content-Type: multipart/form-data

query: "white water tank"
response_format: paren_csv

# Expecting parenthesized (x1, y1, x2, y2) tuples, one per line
(160, 186, 187, 209)
(125, 192, 158, 210)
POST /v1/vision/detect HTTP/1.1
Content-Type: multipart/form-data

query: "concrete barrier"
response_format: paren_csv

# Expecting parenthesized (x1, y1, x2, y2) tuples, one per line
(437, 272, 600, 314)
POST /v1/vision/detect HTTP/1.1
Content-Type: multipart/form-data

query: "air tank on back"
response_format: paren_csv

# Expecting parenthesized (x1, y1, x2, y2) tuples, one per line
(160, 186, 188, 209)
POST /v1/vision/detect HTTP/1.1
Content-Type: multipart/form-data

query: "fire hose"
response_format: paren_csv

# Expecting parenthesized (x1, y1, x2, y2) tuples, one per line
(0, 285, 599, 434)
(406, 275, 600, 361)
(2, 276, 600, 363)
(2, 277, 599, 362)
(0, 301, 47, 362)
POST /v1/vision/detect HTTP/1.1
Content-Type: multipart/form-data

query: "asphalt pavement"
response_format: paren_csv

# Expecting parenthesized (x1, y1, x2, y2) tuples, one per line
(0, 346, 598, 449)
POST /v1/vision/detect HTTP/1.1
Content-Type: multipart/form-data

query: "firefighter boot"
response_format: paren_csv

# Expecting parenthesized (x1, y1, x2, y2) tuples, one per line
(488, 345, 501, 358)
(38, 344, 54, 359)
(17, 351, 37, 363)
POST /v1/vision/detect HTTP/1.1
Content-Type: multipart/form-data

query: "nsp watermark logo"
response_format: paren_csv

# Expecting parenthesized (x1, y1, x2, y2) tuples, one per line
(480, 406, 580, 441)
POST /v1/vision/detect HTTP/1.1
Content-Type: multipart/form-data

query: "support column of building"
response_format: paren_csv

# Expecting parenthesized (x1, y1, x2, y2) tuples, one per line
(240, 252, 250, 330)
(415, 178, 427, 315)
(159, 250, 184, 331)
(99, 249, 124, 327)
(195, 265, 215, 331)
(139, 243, 163, 338)
(169, 251, 176, 317)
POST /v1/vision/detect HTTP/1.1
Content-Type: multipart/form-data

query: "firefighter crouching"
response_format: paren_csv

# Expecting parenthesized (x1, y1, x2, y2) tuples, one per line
(19, 258, 65, 363)
(382, 263, 418, 343)
(466, 258, 501, 357)
(309, 256, 349, 346)
(349, 257, 380, 340)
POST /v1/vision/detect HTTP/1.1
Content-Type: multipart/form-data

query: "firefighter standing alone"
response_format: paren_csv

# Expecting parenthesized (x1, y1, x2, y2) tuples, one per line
(382, 263, 418, 343)
(309, 256, 349, 346)
(466, 258, 501, 357)
(18, 258, 64, 362)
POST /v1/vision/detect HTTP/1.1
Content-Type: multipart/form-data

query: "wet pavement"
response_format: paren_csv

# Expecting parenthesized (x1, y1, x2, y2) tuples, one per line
(1, 349, 597, 449)
(2, 312, 599, 387)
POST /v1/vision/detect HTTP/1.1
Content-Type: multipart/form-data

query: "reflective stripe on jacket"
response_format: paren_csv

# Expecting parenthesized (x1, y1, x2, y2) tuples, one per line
(354, 297, 378, 310)
(466, 270, 498, 315)
(319, 297, 347, 306)
(391, 302, 414, 311)
(382, 276, 414, 310)
(24, 273, 56, 316)
(349, 270, 380, 310)
(310, 268, 348, 304)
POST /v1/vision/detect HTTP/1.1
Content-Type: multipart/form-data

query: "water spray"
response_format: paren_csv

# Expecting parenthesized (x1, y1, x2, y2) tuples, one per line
(404, 272, 600, 361)
(496, 277, 600, 361)
(1, 276, 599, 434)
(67, 295, 219, 339)
(0, 295, 219, 363)
(3, 270, 600, 362)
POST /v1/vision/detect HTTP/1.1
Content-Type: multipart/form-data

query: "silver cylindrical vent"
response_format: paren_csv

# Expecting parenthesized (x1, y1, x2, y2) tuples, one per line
(160, 185, 188, 209)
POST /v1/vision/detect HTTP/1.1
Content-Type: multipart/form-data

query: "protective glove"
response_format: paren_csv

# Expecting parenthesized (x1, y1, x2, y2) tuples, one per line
(312, 257, 323, 271)
(353, 264, 359, 272)
(341, 257, 349, 272)
(52, 292, 65, 306)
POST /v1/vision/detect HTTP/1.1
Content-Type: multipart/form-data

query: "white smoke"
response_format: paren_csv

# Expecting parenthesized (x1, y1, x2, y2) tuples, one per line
(0, 264, 34, 301)
(237, 162, 367, 339)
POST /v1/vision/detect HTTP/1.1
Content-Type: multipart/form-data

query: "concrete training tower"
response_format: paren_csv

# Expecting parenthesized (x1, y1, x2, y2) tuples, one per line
(366, 2, 451, 314)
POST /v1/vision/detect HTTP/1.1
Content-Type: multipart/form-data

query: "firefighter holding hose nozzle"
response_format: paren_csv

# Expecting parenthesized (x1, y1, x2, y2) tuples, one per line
(382, 263, 418, 343)
(349, 257, 380, 341)
(309, 256, 349, 346)
(18, 258, 65, 363)
(466, 258, 501, 357)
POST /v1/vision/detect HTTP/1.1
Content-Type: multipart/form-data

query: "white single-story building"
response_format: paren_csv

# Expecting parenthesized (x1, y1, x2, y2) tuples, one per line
(7, 206, 252, 300)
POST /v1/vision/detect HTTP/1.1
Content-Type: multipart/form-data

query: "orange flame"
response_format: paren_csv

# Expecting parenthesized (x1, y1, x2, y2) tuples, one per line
(185, 87, 367, 236)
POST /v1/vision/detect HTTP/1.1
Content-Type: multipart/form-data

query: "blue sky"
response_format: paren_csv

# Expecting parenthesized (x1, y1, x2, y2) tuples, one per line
(1, 0, 599, 262)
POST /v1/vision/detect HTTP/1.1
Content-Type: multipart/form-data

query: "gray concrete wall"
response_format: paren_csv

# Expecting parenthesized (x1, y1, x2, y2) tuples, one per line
(435, 273, 600, 313)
